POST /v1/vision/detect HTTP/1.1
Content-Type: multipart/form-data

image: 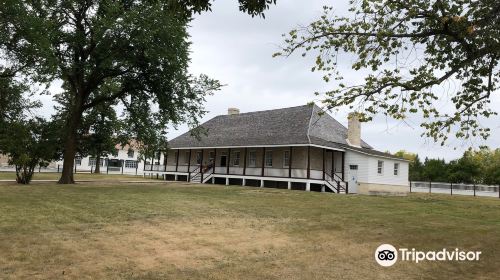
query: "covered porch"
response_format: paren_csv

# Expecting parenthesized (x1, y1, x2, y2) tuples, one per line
(145, 145, 348, 192)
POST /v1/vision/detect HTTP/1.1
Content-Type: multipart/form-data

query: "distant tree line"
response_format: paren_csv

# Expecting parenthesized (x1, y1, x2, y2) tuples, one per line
(394, 148, 500, 185)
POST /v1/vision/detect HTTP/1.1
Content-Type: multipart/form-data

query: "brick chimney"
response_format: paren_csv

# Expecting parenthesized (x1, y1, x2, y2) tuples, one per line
(347, 112, 361, 147)
(228, 108, 240, 115)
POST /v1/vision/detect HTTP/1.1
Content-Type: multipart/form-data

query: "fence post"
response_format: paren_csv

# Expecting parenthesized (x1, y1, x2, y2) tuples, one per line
(450, 182, 453, 196)
(57, 165, 60, 173)
(473, 183, 476, 197)
(91, 166, 93, 174)
(136, 165, 138, 176)
(429, 180, 432, 194)
(74, 164, 77, 174)
(409, 180, 412, 193)
(39, 166, 41, 173)
(106, 163, 109, 174)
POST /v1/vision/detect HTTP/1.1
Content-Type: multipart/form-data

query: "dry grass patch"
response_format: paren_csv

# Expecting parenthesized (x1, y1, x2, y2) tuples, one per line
(0, 183, 499, 279)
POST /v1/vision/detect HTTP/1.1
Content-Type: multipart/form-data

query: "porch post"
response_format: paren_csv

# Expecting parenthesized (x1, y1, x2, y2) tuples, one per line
(175, 150, 179, 172)
(200, 149, 204, 182)
(163, 151, 167, 172)
(331, 151, 334, 176)
(322, 148, 325, 180)
(243, 147, 247, 176)
(288, 146, 292, 178)
(187, 149, 192, 181)
(261, 147, 266, 177)
(213, 148, 217, 174)
(227, 148, 231, 175)
(341, 151, 345, 181)
(307, 146, 311, 179)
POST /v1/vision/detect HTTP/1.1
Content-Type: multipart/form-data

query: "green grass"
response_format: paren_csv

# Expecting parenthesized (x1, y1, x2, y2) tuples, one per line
(0, 182, 499, 279)
(0, 171, 154, 181)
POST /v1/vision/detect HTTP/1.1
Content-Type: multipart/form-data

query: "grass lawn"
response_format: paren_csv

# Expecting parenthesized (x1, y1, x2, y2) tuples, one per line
(0, 171, 154, 181)
(0, 182, 499, 279)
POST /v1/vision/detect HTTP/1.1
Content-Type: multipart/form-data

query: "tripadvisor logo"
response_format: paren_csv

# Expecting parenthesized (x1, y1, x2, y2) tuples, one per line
(375, 244, 482, 267)
(375, 244, 398, 267)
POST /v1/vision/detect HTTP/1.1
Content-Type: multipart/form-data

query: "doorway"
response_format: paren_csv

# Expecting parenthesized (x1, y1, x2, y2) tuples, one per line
(220, 155, 227, 167)
(348, 164, 358, 193)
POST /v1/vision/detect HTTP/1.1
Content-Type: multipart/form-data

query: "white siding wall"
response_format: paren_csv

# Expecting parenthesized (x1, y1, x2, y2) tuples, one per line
(55, 147, 145, 173)
(344, 151, 370, 184)
(366, 156, 409, 186)
(344, 150, 409, 186)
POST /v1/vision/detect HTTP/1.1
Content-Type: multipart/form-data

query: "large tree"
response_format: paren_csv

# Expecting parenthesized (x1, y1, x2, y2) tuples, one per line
(276, 0, 499, 144)
(0, 0, 275, 184)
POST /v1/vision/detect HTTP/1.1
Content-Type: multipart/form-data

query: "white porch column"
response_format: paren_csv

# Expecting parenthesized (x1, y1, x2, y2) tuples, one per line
(260, 180, 264, 187)
(174, 174, 178, 181)
(225, 177, 229, 186)
(242, 178, 246, 186)
(321, 185, 325, 192)
(287, 181, 291, 190)
(306, 182, 311, 191)
(212, 177, 215, 184)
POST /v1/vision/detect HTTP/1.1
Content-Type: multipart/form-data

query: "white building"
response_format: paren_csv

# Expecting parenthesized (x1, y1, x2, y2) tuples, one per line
(145, 104, 409, 194)
(55, 143, 148, 175)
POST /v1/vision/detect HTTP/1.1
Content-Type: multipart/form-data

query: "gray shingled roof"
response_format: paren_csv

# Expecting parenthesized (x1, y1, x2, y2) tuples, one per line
(169, 104, 402, 160)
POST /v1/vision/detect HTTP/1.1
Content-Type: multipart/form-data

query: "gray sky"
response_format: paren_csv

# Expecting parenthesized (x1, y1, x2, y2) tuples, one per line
(36, 0, 500, 161)
(175, 0, 500, 160)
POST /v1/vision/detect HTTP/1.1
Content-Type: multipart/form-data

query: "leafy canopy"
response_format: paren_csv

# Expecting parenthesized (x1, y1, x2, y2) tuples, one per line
(0, 118, 59, 184)
(276, 0, 499, 144)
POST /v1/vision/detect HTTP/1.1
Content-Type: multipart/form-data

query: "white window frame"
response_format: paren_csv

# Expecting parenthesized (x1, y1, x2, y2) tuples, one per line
(125, 160, 138, 169)
(283, 151, 290, 168)
(394, 163, 399, 176)
(265, 150, 273, 167)
(377, 160, 384, 175)
(248, 151, 257, 167)
(233, 151, 241, 166)
(89, 157, 104, 167)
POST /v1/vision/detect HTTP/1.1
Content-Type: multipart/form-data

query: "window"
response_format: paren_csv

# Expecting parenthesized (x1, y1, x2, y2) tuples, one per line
(233, 151, 240, 166)
(127, 149, 134, 158)
(283, 151, 290, 167)
(89, 158, 104, 166)
(350, 165, 358, 170)
(394, 163, 399, 176)
(184, 151, 190, 164)
(125, 160, 138, 169)
(248, 151, 256, 167)
(196, 151, 202, 164)
(265, 150, 273, 167)
(75, 157, 82, 166)
(377, 160, 384, 174)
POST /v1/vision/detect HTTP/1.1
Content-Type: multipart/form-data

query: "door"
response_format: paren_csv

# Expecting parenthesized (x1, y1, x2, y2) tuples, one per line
(348, 165, 358, 193)
(220, 155, 227, 167)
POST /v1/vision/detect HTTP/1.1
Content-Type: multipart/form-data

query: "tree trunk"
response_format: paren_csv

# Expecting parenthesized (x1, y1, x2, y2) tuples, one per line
(58, 104, 84, 184)
(94, 154, 101, 174)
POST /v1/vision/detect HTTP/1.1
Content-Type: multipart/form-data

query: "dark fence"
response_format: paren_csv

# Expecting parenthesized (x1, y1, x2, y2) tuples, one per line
(410, 181, 500, 198)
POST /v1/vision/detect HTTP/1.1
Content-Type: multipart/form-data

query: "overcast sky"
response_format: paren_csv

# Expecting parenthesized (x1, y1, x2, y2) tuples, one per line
(36, 0, 500, 161)
(174, 0, 499, 160)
